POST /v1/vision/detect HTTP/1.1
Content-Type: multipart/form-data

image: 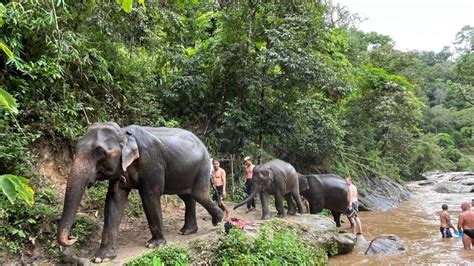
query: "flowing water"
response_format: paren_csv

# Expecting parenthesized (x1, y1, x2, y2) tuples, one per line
(330, 173, 474, 265)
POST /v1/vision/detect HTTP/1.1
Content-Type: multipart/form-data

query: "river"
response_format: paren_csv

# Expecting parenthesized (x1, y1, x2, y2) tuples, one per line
(330, 173, 474, 265)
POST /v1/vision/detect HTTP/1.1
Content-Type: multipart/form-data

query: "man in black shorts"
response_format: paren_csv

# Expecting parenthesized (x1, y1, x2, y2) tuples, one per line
(439, 204, 457, 238)
(457, 202, 474, 249)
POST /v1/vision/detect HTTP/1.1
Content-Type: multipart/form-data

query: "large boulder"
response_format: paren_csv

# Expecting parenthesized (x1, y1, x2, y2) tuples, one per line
(357, 176, 412, 211)
(364, 234, 406, 255)
(241, 215, 356, 256)
(333, 233, 357, 254)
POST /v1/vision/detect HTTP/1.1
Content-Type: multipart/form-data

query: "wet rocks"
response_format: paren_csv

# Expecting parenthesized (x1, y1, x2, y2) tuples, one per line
(357, 176, 412, 211)
(333, 233, 357, 255)
(417, 180, 435, 186)
(364, 234, 406, 255)
(425, 172, 474, 193)
(433, 182, 474, 193)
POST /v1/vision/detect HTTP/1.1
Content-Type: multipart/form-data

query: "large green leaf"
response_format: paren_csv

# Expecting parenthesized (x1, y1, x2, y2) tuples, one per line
(0, 87, 18, 114)
(117, 0, 133, 13)
(0, 42, 14, 58)
(0, 174, 34, 205)
(0, 175, 17, 204)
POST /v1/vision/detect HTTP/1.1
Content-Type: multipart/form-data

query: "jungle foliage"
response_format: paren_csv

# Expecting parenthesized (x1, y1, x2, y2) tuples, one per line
(0, 0, 473, 260)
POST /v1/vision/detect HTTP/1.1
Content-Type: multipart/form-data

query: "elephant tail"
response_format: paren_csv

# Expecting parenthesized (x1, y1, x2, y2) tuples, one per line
(233, 189, 258, 210)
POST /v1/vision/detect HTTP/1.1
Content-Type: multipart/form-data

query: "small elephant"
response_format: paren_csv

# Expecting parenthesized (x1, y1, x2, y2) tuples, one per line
(57, 122, 223, 262)
(298, 174, 349, 227)
(234, 159, 304, 220)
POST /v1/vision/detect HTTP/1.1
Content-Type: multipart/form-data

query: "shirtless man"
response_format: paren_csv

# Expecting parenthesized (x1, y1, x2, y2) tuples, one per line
(345, 178, 363, 235)
(439, 204, 457, 238)
(243, 156, 256, 212)
(457, 202, 474, 250)
(211, 159, 230, 219)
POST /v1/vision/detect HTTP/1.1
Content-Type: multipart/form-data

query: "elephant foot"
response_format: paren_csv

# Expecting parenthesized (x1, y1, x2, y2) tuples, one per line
(211, 210, 224, 226)
(179, 225, 198, 235)
(287, 210, 296, 215)
(262, 214, 271, 220)
(277, 213, 285, 218)
(93, 248, 116, 263)
(146, 237, 166, 249)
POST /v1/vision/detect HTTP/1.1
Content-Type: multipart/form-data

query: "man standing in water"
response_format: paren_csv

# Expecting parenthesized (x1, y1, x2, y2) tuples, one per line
(457, 202, 474, 250)
(439, 204, 457, 238)
(345, 178, 363, 235)
(243, 156, 256, 212)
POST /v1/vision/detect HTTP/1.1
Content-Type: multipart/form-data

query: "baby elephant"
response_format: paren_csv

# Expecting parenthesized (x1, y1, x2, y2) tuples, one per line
(234, 159, 304, 220)
(298, 174, 350, 227)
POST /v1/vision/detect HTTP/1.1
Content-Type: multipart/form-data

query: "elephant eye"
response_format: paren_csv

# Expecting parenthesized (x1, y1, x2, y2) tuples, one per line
(94, 147, 107, 157)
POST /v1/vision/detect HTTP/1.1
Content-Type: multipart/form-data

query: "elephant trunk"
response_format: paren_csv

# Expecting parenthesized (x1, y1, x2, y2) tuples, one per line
(57, 153, 93, 247)
(233, 183, 259, 210)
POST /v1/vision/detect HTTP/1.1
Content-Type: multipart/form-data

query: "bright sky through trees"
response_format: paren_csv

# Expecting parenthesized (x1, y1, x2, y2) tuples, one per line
(334, 0, 474, 52)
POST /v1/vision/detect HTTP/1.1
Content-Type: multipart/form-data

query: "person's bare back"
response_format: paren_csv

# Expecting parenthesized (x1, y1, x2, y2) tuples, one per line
(459, 210, 474, 230)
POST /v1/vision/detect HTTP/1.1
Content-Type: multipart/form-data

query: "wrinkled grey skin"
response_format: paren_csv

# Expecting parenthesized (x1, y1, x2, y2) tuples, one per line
(234, 159, 304, 220)
(57, 122, 223, 262)
(298, 174, 349, 227)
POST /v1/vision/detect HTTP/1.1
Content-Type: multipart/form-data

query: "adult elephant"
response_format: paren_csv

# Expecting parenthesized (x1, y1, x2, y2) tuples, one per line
(298, 174, 349, 227)
(234, 159, 304, 220)
(57, 122, 223, 263)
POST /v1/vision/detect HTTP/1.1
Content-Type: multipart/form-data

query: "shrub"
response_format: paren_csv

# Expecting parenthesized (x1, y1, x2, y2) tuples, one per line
(210, 219, 328, 265)
(126, 244, 190, 266)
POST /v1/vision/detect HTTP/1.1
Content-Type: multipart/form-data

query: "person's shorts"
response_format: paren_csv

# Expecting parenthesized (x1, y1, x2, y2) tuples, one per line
(212, 185, 224, 201)
(464, 229, 474, 239)
(440, 227, 452, 238)
(345, 202, 359, 218)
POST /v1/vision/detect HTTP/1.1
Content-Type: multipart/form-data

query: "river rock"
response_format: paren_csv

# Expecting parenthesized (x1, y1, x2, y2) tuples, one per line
(364, 234, 406, 255)
(245, 215, 355, 256)
(332, 233, 357, 255)
(433, 182, 473, 193)
(357, 175, 412, 211)
(417, 180, 435, 186)
(461, 178, 474, 186)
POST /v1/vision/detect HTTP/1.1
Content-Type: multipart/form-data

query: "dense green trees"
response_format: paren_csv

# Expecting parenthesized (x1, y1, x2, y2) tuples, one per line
(1, 0, 472, 182)
(0, 0, 472, 258)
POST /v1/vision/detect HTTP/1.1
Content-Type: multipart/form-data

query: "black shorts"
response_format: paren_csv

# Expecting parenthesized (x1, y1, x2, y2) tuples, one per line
(464, 229, 474, 239)
(212, 185, 224, 201)
(440, 227, 452, 238)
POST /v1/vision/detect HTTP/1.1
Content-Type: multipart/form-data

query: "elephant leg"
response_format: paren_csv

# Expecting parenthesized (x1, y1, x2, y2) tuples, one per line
(332, 211, 342, 227)
(260, 191, 271, 220)
(178, 194, 198, 235)
(291, 189, 304, 214)
(191, 166, 224, 226)
(285, 194, 296, 215)
(139, 184, 166, 248)
(274, 191, 285, 218)
(309, 199, 323, 214)
(94, 182, 130, 263)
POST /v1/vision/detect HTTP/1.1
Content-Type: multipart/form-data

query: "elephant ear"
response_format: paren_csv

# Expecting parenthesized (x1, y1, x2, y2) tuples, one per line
(267, 168, 274, 181)
(299, 175, 310, 192)
(121, 131, 139, 171)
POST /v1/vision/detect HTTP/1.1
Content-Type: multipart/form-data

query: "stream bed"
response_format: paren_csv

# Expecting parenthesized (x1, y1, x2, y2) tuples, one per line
(330, 172, 474, 265)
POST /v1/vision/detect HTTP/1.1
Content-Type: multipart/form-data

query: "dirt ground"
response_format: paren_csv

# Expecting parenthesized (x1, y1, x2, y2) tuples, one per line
(78, 201, 265, 265)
